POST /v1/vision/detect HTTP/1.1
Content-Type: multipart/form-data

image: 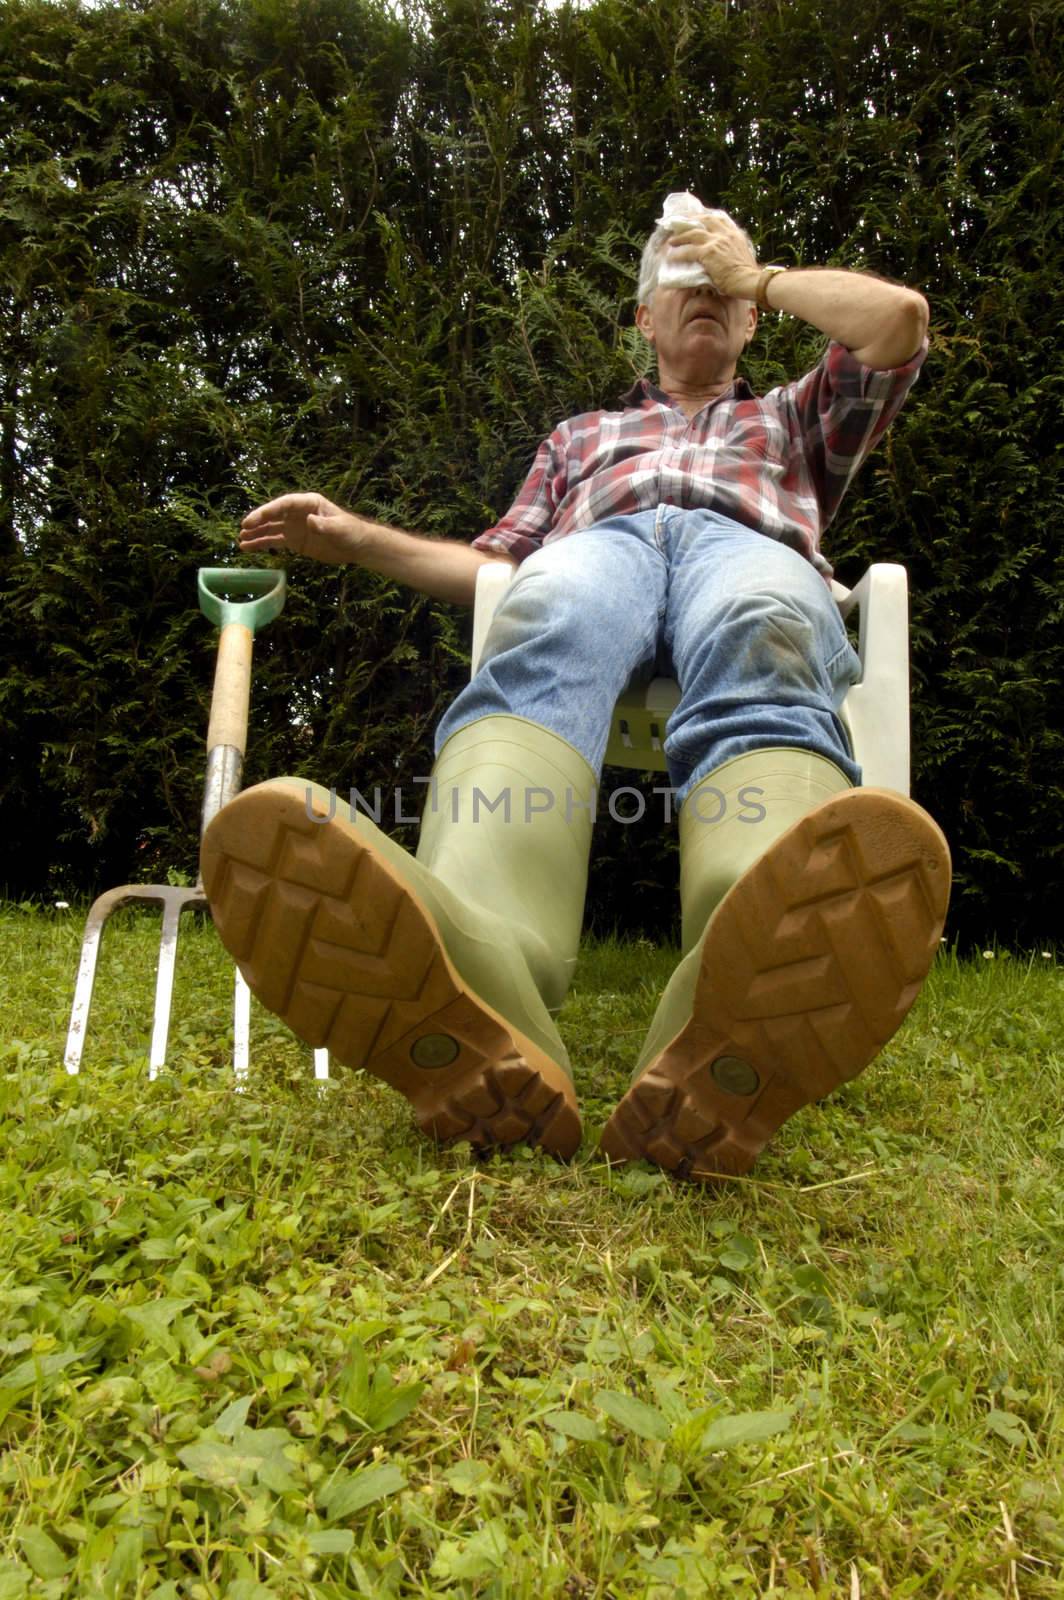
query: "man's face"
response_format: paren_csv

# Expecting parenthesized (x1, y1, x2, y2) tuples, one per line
(635, 281, 756, 386)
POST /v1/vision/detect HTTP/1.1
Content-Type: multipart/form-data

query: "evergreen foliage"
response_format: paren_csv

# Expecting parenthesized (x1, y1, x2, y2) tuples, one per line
(1, 0, 1061, 943)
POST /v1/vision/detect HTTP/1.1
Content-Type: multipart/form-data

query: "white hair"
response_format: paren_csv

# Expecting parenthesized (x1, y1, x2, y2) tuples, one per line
(637, 209, 758, 306)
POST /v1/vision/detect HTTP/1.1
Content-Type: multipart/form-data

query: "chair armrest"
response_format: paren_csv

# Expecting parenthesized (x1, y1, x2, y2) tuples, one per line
(835, 563, 910, 795)
(471, 561, 517, 675)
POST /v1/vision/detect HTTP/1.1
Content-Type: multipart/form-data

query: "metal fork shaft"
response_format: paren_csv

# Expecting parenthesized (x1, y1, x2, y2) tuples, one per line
(202, 744, 244, 838)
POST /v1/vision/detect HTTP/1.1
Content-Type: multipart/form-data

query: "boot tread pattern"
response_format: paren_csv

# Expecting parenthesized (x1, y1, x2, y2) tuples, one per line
(202, 788, 580, 1159)
(600, 790, 950, 1181)
(430, 1057, 580, 1153)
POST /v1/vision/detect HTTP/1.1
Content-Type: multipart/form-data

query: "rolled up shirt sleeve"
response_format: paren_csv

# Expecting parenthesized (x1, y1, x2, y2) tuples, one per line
(471, 433, 565, 563)
(783, 338, 928, 527)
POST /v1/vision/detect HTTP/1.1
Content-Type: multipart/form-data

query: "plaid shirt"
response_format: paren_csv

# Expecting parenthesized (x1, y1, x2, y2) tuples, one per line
(472, 339, 926, 579)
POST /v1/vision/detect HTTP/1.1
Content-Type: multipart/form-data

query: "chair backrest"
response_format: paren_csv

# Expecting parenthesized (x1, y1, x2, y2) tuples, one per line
(472, 560, 910, 795)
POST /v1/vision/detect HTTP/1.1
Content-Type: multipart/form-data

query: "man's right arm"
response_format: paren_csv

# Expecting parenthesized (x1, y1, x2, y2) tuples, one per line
(238, 493, 516, 607)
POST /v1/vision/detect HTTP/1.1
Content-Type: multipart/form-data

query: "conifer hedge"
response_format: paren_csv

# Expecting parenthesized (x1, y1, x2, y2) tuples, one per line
(1, 0, 1061, 945)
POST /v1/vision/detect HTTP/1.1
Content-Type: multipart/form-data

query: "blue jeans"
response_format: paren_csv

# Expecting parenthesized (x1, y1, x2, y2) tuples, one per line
(436, 509, 862, 800)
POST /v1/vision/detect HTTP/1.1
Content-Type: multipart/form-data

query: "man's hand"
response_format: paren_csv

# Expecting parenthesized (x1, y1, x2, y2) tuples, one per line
(666, 216, 760, 301)
(239, 493, 369, 565)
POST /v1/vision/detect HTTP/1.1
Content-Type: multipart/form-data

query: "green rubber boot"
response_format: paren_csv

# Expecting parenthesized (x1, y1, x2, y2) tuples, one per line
(599, 749, 951, 1179)
(201, 715, 596, 1158)
(416, 715, 594, 1017)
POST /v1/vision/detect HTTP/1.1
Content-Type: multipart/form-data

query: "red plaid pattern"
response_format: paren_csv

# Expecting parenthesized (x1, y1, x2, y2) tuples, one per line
(472, 339, 927, 579)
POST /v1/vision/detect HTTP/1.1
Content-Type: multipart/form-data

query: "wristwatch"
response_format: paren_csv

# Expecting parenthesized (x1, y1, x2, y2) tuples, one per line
(754, 265, 787, 310)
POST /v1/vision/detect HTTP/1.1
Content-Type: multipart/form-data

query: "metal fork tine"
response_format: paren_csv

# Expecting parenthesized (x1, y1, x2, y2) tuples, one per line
(65, 890, 120, 1074)
(147, 889, 207, 1079)
(234, 968, 251, 1088)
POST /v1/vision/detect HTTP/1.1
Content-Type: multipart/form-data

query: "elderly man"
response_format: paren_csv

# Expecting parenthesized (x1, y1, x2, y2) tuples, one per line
(202, 200, 950, 1179)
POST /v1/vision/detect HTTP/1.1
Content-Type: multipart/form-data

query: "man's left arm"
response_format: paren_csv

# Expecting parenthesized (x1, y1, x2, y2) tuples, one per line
(667, 220, 929, 369)
(760, 269, 928, 370)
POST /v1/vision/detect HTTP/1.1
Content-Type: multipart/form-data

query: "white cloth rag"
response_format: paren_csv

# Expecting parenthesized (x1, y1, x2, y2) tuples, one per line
(654, 191, 732, 290)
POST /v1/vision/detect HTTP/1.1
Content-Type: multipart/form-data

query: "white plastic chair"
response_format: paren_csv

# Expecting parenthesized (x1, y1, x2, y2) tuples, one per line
(471, 560, 909, 794)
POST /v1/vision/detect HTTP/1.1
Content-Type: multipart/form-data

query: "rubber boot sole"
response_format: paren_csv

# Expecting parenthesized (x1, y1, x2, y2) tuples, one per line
(201, 784, 581, 1159)
(599, 789, 950, 1180)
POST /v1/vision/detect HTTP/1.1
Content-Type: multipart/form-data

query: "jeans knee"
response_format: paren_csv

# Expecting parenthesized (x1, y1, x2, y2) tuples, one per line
(676, 584, 851, 706)
(714, 590, 815, 686)
(489, 560, 645, 665)
(754, 590, 816, 666)
(731, 585, 818, 628)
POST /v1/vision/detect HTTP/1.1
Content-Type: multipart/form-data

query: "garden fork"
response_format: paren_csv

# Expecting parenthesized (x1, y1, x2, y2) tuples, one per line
(64, 568, 329, 1085)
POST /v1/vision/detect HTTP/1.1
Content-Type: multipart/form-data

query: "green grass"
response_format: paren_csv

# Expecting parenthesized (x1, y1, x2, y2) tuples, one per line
(1, 901, 1062, 1598)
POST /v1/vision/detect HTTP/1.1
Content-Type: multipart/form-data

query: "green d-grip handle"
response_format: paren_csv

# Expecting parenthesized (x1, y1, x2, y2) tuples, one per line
(198, 566, 287, 633)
